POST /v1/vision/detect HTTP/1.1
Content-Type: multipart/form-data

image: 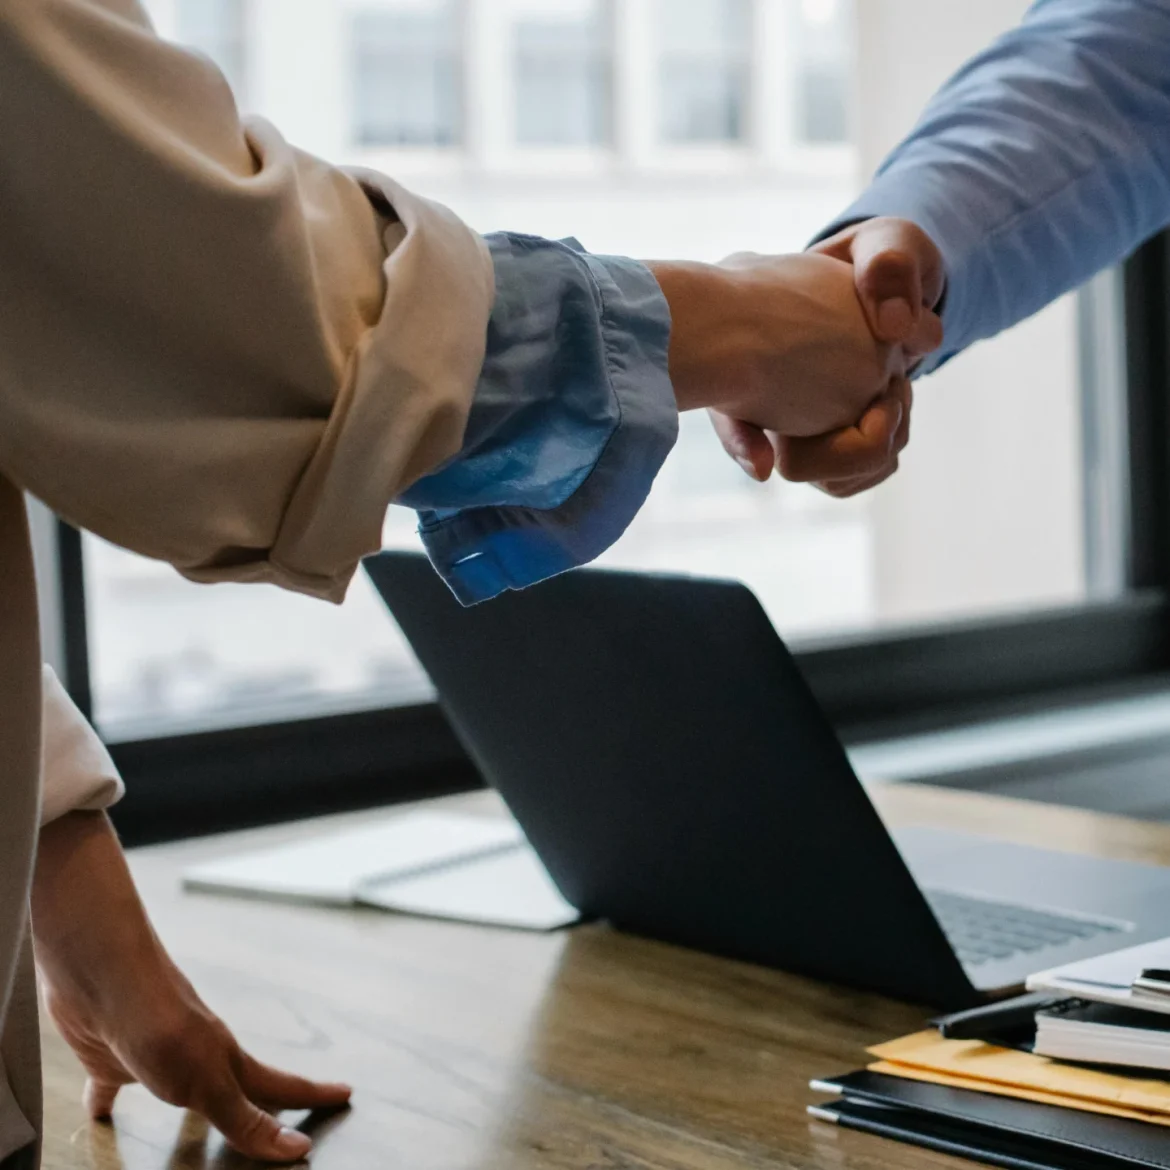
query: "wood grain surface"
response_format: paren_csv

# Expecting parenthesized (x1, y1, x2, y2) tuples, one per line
(39, 785, 1170, 1170)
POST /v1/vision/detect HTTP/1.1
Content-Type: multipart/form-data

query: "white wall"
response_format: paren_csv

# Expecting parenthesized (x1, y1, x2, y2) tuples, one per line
(855, 0, 1086, 625)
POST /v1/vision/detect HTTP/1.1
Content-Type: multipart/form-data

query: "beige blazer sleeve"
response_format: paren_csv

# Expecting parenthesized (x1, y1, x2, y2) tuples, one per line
(39, 667, 124, 827)
(0, 0, 495, 603)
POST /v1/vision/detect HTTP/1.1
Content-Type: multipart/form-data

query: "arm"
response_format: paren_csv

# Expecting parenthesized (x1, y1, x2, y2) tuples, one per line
(401, 243, 901, 602)
(32, 811, 350, 1163)
(717, 0, 1170, 492)
(0, 0, 896, 609)
(0, 0, 490, 602)
(39, 667, 123, 826)
(828, 0, 1170, 374)
(35, 675, 349, 1162)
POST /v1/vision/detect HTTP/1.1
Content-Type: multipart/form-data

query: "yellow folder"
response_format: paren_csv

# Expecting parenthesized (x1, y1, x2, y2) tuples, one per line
(868, 1030, 1170, 1126)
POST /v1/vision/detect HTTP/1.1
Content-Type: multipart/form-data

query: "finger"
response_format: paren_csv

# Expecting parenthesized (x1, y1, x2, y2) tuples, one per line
(852, 242, 923, 345)
(777, 397, 903, 484)
(904, 308, 944, 360)
(85, 1076, 125, 1120)
(708, 410, 774, 481)
(202, 1076, 312, 1163)
(817, 458, 899, 499)
(844, 220, 945, 347)
(808, 223, 855, 264)
(239, 1053, 353, 1112)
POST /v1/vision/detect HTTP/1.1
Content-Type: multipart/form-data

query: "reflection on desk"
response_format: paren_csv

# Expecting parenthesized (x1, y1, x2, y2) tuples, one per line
(41, 786, 1170, 1170)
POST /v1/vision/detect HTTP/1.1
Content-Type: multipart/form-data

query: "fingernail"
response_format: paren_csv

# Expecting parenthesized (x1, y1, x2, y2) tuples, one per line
(734, 456, 762, 481)
(275, 1126, 312, 1159)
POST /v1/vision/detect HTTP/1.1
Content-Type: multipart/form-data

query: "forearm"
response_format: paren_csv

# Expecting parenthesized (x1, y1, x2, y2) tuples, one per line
(826, 0, 1170, 372)
(0, 0, 492, 604)
(31, 809, 349, 1160)
(31, 812, 170, 1015)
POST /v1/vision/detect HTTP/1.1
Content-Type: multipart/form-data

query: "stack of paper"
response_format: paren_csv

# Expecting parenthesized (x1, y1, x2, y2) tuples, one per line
(809, 939, 1170, 1165)
(183, 810, 580, 931)
(867, 1029, 1170, 1126)
(1034, 1001, 1170, 1071)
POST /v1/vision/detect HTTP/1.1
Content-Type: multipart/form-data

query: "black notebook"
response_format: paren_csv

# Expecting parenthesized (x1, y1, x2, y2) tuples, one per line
(810, 1069, 1170, 1170)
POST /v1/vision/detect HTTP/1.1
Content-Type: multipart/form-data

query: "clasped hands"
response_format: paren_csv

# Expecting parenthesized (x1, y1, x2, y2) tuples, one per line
(647, 217, 944, 496)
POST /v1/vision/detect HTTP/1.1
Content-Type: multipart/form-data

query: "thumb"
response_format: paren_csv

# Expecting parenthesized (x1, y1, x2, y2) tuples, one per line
(708, 410, 775, 481)
(84, 1076, 124, 1120)
(848, 219, 944, 346)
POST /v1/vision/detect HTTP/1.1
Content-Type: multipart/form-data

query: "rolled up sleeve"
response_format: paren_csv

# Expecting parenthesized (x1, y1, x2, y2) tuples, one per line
(0, 0, 494, 604)
(39, 667, 123, 826)
(398, 234, 677, 604)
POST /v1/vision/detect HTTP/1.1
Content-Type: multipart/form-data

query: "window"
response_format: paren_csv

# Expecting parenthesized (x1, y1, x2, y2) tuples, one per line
(59, 1, 1167, 842)
(513, 0, 612, 147)
(793, 0, 851, 144)
(657, 0, 752, 145)
(82, 512, 429, 739)
(352, 2, 463, 147)
(174, 0, 250, 103)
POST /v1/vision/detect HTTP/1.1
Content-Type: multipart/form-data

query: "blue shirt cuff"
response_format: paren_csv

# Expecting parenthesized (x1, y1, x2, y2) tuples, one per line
(404, 236, 677, 604)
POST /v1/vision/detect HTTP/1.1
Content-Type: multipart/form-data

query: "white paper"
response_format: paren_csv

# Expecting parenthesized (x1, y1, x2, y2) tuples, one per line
(1027, 936, 1170, 1016)
(357, 843, 580, 931)
(183, 812, 524, 906)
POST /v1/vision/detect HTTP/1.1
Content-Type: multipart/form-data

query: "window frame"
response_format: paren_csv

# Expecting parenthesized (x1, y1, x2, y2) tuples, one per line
(346, 0, 854, 187)
(52, 231, 1170, 847)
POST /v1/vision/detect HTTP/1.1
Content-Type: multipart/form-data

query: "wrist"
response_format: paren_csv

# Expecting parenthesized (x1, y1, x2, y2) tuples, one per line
(643, 260, 762, 413)
(32, 811, 171, 1019)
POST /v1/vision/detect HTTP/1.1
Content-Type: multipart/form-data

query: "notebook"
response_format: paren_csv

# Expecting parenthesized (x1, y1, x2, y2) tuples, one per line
(183, 809, 579, 931)
(810, 1069, 1170, 1170)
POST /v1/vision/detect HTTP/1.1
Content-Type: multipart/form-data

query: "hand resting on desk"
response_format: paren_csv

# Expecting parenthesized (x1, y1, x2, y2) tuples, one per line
(32, 811, 351, 1164)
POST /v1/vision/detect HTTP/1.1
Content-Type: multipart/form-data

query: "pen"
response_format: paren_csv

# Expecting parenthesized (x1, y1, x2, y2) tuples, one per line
(933, 991, 1063, 1041)
(1133, 968, 1170, 998)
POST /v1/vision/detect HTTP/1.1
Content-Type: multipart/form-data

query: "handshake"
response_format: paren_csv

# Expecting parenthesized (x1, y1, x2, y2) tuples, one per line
(646, 217, 944, 498)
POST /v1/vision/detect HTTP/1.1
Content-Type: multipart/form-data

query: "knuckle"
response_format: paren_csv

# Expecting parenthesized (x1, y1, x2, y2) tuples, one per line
(237, 1106, 276, 1142)
(137, 1017, 234, 1109)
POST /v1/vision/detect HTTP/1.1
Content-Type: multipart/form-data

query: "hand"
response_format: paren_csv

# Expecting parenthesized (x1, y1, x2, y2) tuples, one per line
(712, 218, 944, 494)
(40, 954, 350, 1163)
(645, 251, 903, 439)
(32, 812, 351, 1163)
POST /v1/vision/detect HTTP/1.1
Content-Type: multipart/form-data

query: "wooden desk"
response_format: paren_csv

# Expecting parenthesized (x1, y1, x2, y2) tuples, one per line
(40, 785, 1170, 1170)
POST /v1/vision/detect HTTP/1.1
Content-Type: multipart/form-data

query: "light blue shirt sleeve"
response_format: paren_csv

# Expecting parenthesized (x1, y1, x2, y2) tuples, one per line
(822, 0, 1170, 375)
(396, 233, 677, 604)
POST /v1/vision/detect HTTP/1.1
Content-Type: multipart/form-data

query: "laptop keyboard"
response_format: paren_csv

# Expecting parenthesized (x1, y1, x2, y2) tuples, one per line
(924, 889, 1128, 968)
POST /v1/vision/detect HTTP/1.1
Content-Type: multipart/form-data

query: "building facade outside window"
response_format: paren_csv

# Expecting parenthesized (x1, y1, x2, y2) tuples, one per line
(793, 0, 850, 143)
(657, 0, 752, 144)
(513, 0, 612, 147)
(352, 1, 463, 147)
(102, 0, 1092, 743)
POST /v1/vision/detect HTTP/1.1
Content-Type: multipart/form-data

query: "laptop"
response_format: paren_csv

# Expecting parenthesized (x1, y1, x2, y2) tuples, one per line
(365, 552, 1170, 1009)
